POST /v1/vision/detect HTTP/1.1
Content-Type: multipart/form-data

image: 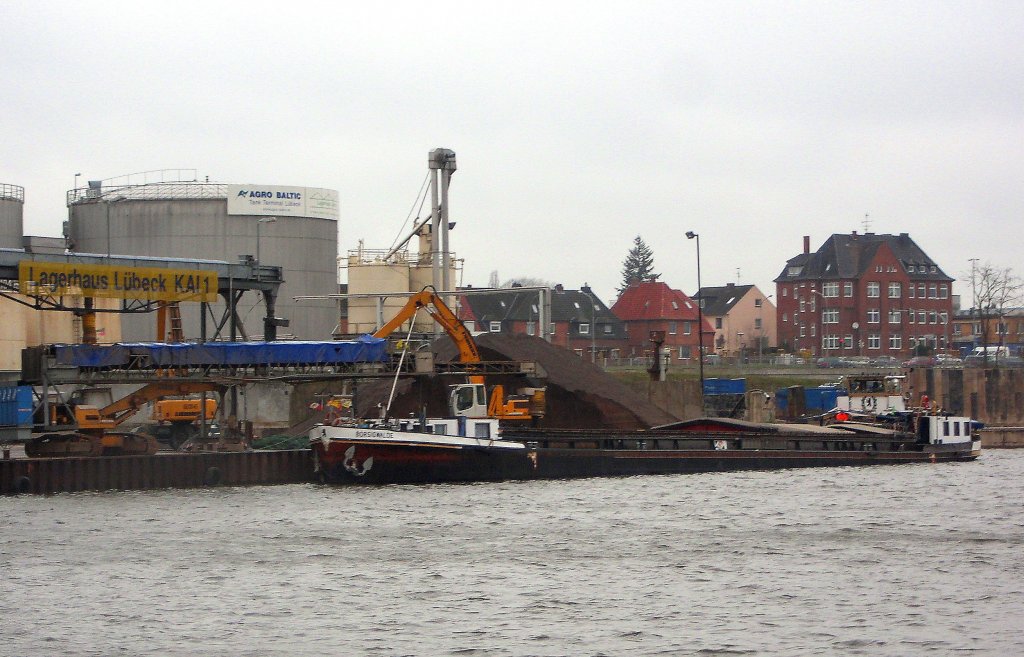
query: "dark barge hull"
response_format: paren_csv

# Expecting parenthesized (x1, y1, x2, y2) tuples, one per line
(313, 428, 978, 486)
(2, 449, 314, 495)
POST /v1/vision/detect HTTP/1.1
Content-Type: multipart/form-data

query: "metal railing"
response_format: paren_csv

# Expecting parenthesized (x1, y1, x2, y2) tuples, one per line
(66, 169, 225, 205)
(1, 183, 25, 202)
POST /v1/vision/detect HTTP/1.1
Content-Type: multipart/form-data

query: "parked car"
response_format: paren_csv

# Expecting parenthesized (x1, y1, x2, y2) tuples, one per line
(816, 356, 845, 368)
(934, 354, 963, 368)
(842, 356, 871, 368)
(870, 355, 899, 368)
(903, 356, 937, 368)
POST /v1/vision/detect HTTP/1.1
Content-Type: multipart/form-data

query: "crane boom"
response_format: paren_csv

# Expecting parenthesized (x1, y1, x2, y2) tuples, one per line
(370, 287, 541, 422)
(372, 287, 483, 384)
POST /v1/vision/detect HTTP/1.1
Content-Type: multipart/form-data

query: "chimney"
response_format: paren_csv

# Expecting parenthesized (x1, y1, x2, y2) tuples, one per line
(803, 236, 810, 254)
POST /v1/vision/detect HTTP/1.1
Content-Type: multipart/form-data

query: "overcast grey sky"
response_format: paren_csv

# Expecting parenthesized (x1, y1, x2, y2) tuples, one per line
(2, 1, 1021, 305)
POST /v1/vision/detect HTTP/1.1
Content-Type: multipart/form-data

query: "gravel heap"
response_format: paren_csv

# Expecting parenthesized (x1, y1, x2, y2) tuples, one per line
(354, 333, 678, 430)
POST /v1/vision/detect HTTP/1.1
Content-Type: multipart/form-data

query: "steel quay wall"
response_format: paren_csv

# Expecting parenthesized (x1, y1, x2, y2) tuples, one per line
(1, 450, 314, 495)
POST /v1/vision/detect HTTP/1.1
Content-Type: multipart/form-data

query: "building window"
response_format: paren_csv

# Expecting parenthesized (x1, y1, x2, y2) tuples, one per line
(755, 298, 763, 308)
(929, 284, 937, 299)
(809, 298, 816, 312)
(909, 285, 916, 299)
(678, 346, 692, 359)
(889, 310, 902, 324)
(868, 333, 880, 349)
(918, 283, 926, 297)
(754, 318, 762, 330)
(939, 284, 949, 299)
(799, 299, 806, 313)
(867, 282, 880, 298)
(823, 308, 839, 324)
(579, 323, 590, 335)
(909, 311, 916, 324)
(668, 321, 677, 335)
(800, 324, 806, 337)
(811, 324, 816, 337)
(823, 334, 839, 350)
(549, 323, 556, 335)
(782, 288, 788, 297)
(939, 312, 948, 325)
(888, 282, 901, 298)
(843, 282, 853, 297)
(845, 335, 853, 349)
(526, 321, 536, 336)
(823, 282, 839, 297)
(489, 321, 501, 332)
(931, 265, 937, 273)
(953, 324, 962, 335)
(683, 321, 692, 335)
(998, 322, 1009, 335)
(889, 334, 902, 350)
(603, 324, 612, 334)
(868, 309, 880, 324)
(782, 313, 788, 323)
(928, 311, 937, 325)
(715, 317, 723, 329)
(918, 311, 926, 324)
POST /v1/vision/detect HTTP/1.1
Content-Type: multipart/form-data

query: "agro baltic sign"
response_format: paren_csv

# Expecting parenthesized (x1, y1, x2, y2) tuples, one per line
(18, 262, 219, 303)
(227, 184, 339, 219)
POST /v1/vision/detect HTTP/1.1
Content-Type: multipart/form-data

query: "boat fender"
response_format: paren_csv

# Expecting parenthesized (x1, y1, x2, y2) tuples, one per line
(203, 466, 223, 486)
(13, 475, 32, 494)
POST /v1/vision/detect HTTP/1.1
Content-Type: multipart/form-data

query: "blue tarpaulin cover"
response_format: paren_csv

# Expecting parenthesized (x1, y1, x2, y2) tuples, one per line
(53, 335, 388, 368)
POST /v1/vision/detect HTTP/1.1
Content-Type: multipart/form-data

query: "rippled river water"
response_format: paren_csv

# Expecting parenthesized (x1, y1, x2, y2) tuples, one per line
(2, 451, 1023, 656)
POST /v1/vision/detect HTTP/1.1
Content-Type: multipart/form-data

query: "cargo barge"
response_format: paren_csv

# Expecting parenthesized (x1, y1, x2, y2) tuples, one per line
(310, 414, 981, 486)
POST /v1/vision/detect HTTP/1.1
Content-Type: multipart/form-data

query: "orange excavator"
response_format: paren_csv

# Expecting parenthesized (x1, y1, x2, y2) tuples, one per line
(26, 381, 224, 457)
(373, 287, 544, 422)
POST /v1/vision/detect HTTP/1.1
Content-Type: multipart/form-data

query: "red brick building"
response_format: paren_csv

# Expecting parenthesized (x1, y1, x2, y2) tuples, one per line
(610, 280, 713, 363)
(775, 232, 954, 359)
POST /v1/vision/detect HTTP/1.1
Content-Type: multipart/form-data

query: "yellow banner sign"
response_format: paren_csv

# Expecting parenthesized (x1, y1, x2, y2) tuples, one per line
(19, 262, 219, 303)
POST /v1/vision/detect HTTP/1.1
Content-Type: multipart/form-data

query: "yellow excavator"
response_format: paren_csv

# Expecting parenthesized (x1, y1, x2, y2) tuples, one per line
(26, 382, 224, 457)
(373, 287, 545, 422)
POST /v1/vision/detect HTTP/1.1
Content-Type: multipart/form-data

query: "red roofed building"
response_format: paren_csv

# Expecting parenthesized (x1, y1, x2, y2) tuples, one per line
(611, 281, 714, 363)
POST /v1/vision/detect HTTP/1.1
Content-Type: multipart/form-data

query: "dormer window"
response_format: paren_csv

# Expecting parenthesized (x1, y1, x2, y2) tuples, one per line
(787, 266, 802, 277)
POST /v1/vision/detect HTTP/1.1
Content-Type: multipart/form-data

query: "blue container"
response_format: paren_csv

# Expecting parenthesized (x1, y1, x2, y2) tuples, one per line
(703, 378, 746, 395)
(0, 386, 33, 427)
(775, 386, 842, 414)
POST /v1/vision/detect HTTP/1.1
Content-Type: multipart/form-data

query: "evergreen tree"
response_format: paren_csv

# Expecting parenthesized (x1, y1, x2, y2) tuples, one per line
(619, 236, 660, 292)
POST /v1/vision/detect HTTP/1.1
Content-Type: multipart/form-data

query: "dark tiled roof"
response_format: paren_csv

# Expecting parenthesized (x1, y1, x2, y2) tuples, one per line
(460, 287, 624, 334)
(694, 284, 754, 317)
(775, 233, 954, 282)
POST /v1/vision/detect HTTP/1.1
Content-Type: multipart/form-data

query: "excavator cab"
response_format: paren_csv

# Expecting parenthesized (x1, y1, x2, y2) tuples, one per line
(449, 383, 488, 417)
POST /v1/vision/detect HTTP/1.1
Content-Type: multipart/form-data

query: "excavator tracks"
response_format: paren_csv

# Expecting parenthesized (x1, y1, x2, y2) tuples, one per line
(25, 431, 160, 458)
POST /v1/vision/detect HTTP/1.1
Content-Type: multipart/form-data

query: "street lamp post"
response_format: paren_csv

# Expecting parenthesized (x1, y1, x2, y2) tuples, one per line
(256, 216, 277, 280)
(583, 285, 597, 364)
(686, 231, 704, 405)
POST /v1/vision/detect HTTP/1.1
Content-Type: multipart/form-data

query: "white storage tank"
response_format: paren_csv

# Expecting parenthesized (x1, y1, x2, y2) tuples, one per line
(0, 184, 24, 249)
(67, 174, 339, 341)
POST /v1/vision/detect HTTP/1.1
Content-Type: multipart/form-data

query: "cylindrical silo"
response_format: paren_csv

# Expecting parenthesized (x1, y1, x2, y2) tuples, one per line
(0, 184, 25, 249)
(67, 178, 339, 341)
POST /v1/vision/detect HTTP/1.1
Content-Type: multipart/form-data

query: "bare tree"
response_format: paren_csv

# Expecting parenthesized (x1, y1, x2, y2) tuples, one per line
(970, 262, 1023, 365)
